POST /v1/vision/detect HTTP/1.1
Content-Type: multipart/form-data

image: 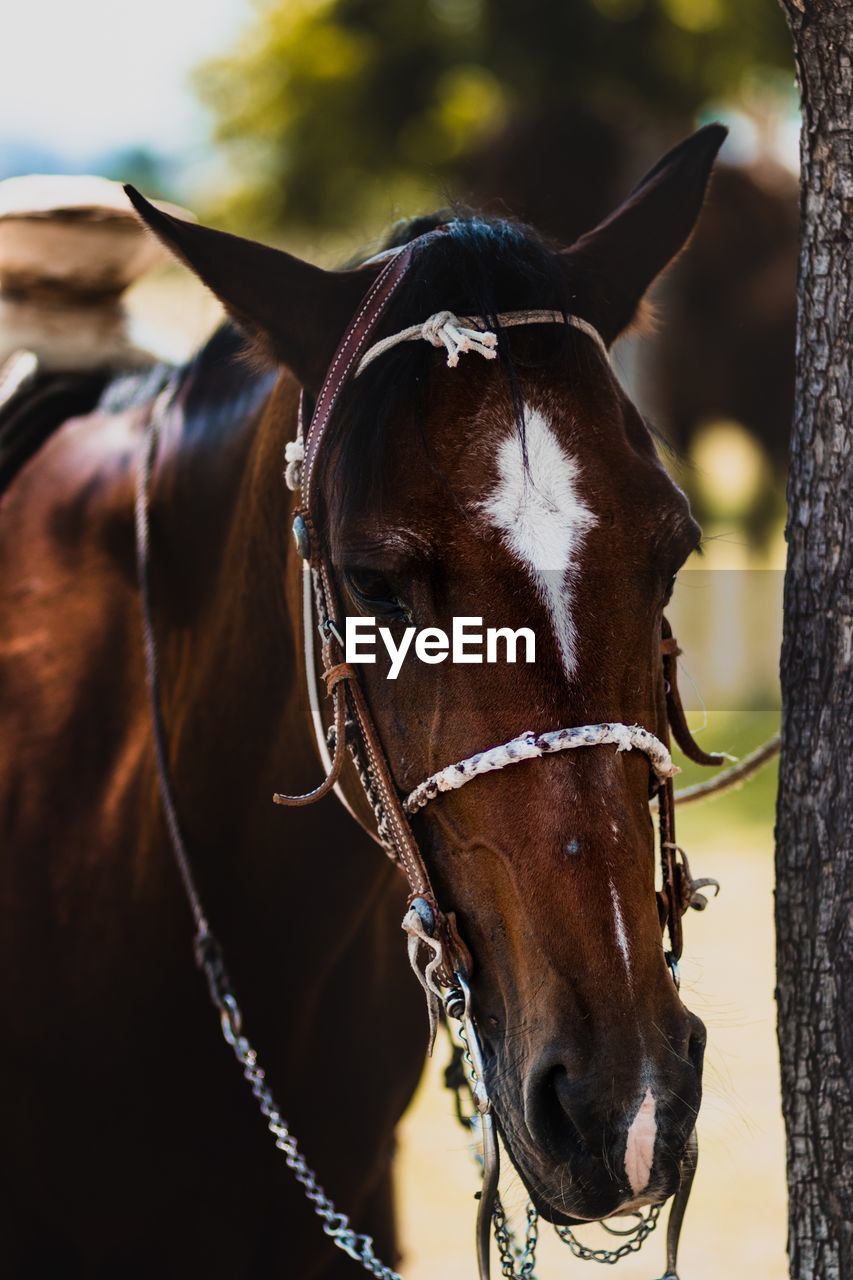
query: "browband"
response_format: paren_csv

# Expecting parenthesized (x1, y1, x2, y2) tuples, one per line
(355, 309, 609, 377)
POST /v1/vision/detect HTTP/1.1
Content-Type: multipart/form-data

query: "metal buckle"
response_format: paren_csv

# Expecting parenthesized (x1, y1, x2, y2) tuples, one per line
(318, 617, 344, 646)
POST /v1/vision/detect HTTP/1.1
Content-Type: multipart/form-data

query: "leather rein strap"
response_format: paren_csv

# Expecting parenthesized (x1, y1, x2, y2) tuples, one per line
(659, 617, 723, 967)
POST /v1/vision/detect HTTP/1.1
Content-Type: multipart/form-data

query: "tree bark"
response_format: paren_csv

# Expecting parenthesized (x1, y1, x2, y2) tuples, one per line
(775, 3, 852, 1278)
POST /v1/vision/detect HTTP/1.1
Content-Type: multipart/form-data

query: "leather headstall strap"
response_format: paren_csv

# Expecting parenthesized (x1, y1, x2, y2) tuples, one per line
(283, 228, 464, 987)
(658, 615, 724, 965)
(299, 229, 446, 522)
(662, 616, 725, 769)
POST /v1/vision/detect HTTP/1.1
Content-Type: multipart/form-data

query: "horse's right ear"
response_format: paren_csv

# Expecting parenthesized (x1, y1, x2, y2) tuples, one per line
(124, 187, 379, 393)
(560, 124, 728, 344)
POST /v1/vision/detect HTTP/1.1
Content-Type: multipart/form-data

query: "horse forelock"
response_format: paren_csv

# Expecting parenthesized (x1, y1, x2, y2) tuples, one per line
(315, 213, 600, 541)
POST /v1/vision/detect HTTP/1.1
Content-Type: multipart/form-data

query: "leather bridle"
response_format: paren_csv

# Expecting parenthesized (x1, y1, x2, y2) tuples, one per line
(277, 228, 722, 994)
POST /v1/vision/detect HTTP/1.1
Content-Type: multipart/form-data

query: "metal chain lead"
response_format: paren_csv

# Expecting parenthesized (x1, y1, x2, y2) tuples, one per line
(493, 1197, 539, 1278)
(195, 925, 402, 1280)
(139, 407, 401, 1280)
(445, 1010, 542, 1278)
(555, 1207, 662, 1264)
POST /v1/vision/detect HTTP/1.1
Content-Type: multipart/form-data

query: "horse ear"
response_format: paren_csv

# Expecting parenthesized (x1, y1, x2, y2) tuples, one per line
(124, 186, 378, 392)
(561, 124, 728, 345)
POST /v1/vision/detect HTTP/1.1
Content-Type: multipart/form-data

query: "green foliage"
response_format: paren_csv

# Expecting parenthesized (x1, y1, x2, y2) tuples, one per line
(195, 0, 791, 235)
(675, 709, 780, 835)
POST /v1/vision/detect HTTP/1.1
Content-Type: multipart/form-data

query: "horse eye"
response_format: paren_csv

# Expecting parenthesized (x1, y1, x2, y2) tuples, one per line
(662, 572, 678, 605)
(344, 569, 408, 618)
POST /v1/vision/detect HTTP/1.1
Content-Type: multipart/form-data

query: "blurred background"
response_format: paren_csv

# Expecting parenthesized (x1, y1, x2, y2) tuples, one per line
(4, 1, 792, 1273)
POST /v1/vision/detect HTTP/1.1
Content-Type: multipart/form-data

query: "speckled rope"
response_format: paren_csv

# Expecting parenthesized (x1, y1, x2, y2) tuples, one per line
(403, 723, 679, 814)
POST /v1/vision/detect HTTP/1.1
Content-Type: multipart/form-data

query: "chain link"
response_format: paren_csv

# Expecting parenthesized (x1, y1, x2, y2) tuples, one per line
(196, 925, 402, 1280)
(493, 1197, 540, 1278)
(200, 918, 662, 1280)
(140, 406, 401, 1280)
(203, 921, 661, 1280)
(555, 1205, 661, 1264)
(199, 918, 662, 1280)
(444, 1016, 662, 1275)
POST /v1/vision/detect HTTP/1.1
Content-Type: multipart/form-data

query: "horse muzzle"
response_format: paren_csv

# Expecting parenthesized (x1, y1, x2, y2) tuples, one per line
(488, 1019, 705, 1224)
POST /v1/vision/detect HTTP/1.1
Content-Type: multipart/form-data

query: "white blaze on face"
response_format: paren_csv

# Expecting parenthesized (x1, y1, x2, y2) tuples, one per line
(624, 1088, 657, 1195)
(481, 403, 597, 678)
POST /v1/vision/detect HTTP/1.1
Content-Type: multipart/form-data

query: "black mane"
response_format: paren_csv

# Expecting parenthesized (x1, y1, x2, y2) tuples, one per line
(98, 322, 275, 453)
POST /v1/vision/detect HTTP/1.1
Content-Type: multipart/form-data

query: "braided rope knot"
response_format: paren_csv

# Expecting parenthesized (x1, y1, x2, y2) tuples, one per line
(420, 310, 498, 368)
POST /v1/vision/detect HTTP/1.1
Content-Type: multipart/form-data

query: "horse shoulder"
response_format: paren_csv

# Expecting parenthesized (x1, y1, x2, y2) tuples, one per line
(0, 403, 148, 853)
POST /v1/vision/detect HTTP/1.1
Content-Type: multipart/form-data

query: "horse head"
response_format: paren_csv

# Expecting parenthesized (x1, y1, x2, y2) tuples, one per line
(128, 124, 725, 1227)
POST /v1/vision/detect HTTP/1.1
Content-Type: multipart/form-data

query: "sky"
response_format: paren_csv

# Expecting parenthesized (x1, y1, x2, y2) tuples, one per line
(2, 0, 249, 176)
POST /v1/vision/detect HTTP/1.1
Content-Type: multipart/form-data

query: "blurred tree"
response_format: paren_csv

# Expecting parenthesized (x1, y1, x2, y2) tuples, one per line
(195, 0, 798, 498)
(195, 0, 791, 237)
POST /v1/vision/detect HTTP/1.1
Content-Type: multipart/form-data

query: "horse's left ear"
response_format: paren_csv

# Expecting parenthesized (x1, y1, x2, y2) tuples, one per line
(561, 123, 728, 345)
(124, 186, 380, 393)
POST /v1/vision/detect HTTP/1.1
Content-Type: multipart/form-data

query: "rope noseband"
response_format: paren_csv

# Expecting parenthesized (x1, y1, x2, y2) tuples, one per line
(404, 723, 678, 814)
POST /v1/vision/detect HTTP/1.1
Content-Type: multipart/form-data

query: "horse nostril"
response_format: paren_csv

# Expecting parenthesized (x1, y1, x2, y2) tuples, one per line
(526, 1023, 706, 1181)
(533, 1066, 598, 1153)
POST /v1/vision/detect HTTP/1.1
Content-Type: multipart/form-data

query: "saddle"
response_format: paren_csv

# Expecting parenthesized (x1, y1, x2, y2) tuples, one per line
(0, 174, 192, 495)
(0, 350, 109, 494)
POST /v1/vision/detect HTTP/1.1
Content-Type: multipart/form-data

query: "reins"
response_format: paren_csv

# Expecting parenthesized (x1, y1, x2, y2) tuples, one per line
(135, 231, 779, 1280)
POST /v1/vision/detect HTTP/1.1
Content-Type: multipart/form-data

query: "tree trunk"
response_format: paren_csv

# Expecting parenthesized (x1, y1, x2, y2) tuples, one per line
(775, 3, 852, 1278)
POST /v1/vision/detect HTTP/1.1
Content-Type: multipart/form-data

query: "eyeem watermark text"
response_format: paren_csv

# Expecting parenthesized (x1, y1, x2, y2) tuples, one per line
(346, 616, 536, 679)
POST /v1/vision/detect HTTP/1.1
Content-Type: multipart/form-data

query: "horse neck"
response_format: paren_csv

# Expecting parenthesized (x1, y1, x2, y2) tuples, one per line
(143, 364, 408, 1035)
(151, 368, 375, 889)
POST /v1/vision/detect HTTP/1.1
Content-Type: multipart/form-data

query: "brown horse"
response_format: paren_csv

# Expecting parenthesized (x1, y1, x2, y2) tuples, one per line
(1, 125, 726, 1278)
